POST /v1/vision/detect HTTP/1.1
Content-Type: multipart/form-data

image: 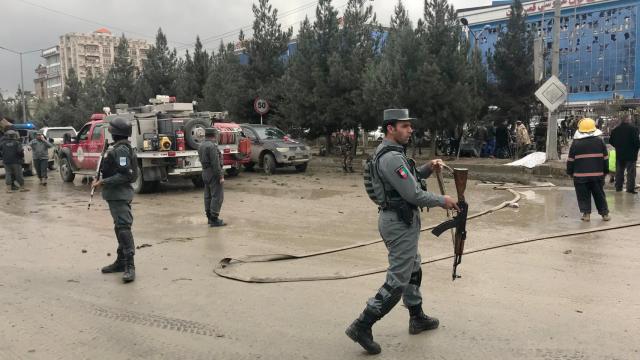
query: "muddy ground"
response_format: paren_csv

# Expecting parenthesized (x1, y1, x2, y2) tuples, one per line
(1, 160, 639, 359)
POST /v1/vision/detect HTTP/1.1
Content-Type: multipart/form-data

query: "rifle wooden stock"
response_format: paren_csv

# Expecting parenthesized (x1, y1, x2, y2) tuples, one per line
(453, 168, 468, 202)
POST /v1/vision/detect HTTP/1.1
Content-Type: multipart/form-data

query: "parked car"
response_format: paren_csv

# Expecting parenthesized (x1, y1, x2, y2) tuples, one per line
(240, 124, 312, 175)
(368, 127, 384, 141)
(42, 126, 77, 145)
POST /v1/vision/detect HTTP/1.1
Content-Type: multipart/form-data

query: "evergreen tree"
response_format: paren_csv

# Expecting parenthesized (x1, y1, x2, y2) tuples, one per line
(129, 74, 153, 107)
(63, 67, 82, 107)
(418, 0, 472, 153)
(203, 41, 248, 118)
(141, 28, 178, 96)
(280, 17, 317, 132)
(175, 50, 199, 102)
(489, 0, 535, 123)
(245, 0, 293, 122)
(105, 35, 135, 105)
(192, 36, 210, 100)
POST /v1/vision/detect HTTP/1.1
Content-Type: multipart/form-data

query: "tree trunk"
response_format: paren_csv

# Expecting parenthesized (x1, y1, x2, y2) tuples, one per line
(431, 128, 438, 157)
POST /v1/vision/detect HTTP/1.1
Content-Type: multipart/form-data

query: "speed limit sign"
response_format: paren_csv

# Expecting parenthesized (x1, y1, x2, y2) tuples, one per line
(253, 98, 270, 115)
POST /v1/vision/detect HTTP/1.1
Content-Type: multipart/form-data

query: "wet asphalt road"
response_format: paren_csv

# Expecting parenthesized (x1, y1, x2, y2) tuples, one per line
(1, 165, 639, 359)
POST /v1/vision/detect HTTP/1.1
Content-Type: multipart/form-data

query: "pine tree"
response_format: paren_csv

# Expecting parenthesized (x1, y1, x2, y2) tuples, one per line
(489, 0, 535, 123)
(78, 69, 107, 129)
(105, 35, 135, 106)
(175, 50, 198, 102)
(63, 67, 82, 106)
(203, 41, 248, 118)
(192, 36, 210, 100)
(280, 17, 317, 132)
(142, 28, 178, 96)
(245, 0, 293, 122)
(418, 0, 472, 153)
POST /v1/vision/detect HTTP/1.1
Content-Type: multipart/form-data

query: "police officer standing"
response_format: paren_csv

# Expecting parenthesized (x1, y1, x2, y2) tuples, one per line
(29, 130, 53, 185)
(346, 109, 458, 355)
(198, 128, 225, 227)
(339, 130, 354, 173)
(91, 117, 138, 283)
(0, 130, 27, 192)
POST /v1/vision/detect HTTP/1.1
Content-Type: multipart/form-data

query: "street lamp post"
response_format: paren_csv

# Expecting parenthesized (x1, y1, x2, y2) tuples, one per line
(459, 18, 481, 159)
(0, 46, 42, 123)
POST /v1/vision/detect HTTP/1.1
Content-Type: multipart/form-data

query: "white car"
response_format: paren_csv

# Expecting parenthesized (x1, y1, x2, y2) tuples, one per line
(368, 127, 384, 141)
(42, 127, 77, 145)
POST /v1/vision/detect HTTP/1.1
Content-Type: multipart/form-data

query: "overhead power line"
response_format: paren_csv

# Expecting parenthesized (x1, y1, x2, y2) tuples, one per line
(16, 0, 192, 46)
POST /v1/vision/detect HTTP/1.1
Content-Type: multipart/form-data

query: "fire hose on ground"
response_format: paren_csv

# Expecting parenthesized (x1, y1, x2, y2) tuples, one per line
(213, 183, 640, 283)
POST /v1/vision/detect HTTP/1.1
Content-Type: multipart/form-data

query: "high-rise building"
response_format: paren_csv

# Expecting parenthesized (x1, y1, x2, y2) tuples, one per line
(34, 28, 150, 99)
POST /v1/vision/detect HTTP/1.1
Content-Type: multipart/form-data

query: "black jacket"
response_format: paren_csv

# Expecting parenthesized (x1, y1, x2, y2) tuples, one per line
(0, 138, 24, 165)
(609, 123, 640, 162)
(567, 136, 609, 182)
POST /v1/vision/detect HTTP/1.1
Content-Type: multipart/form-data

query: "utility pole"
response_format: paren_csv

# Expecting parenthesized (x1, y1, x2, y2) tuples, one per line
(0, 46, 42, 124)
(546, 0, 562, 160)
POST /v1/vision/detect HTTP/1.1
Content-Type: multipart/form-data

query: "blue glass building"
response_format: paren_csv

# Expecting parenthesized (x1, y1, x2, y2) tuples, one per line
(460, 0, 639, 105)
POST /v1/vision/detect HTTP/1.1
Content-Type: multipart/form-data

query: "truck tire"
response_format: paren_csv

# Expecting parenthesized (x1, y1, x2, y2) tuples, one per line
(59, 157, 75, 182)
(184, 118, 210, 150)
(262, 153, 276, 176)
(132, 162, 159, 194)
(295, 163, 308, 173)
(226, 167, 240, 177)
(191, 176, 204, 188)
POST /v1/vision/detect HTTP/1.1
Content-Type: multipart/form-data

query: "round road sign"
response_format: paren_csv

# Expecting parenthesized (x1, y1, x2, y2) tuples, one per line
(253, 98, 270, 115)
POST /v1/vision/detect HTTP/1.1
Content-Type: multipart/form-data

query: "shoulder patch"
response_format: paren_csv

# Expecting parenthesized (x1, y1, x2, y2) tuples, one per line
(395, 165, 409, 179)
(119, 157, 127, 166)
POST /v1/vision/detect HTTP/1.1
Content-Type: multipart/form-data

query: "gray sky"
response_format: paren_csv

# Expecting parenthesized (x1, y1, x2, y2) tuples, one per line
(0, 0, 489, 97)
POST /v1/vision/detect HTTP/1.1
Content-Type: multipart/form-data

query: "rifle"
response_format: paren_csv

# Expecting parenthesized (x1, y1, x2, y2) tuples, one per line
(431, 168, 469, 281)
(88, 139, 109, 210)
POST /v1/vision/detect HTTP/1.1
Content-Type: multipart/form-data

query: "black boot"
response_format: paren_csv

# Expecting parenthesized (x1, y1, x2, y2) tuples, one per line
(345, 309, 381, 355)
(206, 211, 215, 225)
(408, 304, 439, 335)
(122, 256, 136, 283)
(210, 216, 226, 227)
(101, 249, 125, 273)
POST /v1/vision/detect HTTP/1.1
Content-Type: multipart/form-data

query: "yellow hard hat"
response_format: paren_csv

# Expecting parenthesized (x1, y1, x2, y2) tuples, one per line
(578, 118, 596, 133)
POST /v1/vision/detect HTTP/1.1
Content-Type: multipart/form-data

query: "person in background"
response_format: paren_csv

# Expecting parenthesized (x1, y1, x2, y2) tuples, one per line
(515, 120, 531, 158)
(0, 130, 27, 192)
(567, 118, 610, 222)
(608, 114, 639, 194)
(29, 130, 53, 185)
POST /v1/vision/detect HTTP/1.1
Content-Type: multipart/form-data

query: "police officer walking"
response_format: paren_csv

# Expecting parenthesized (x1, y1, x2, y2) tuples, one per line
(0, 130, 27, 192)
(198, 128, 225, 227)
(29, 130, 53, 185)
(91, 117, 138, 283)
(346, 109, 459, 355)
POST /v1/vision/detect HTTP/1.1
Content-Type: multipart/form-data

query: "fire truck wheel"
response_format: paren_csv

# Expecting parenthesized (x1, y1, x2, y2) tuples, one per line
(191, 177, 205, 188)
(184, 118, 210, 150)
(132, 163, 159, 194)
(262, 153, 276, 176)
(59, 157, 75, 182)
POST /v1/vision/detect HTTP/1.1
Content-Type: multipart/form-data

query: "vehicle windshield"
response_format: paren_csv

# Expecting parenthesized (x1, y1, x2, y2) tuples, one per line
(47, 129, 75, 139)
(255, 127, 286, 140)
